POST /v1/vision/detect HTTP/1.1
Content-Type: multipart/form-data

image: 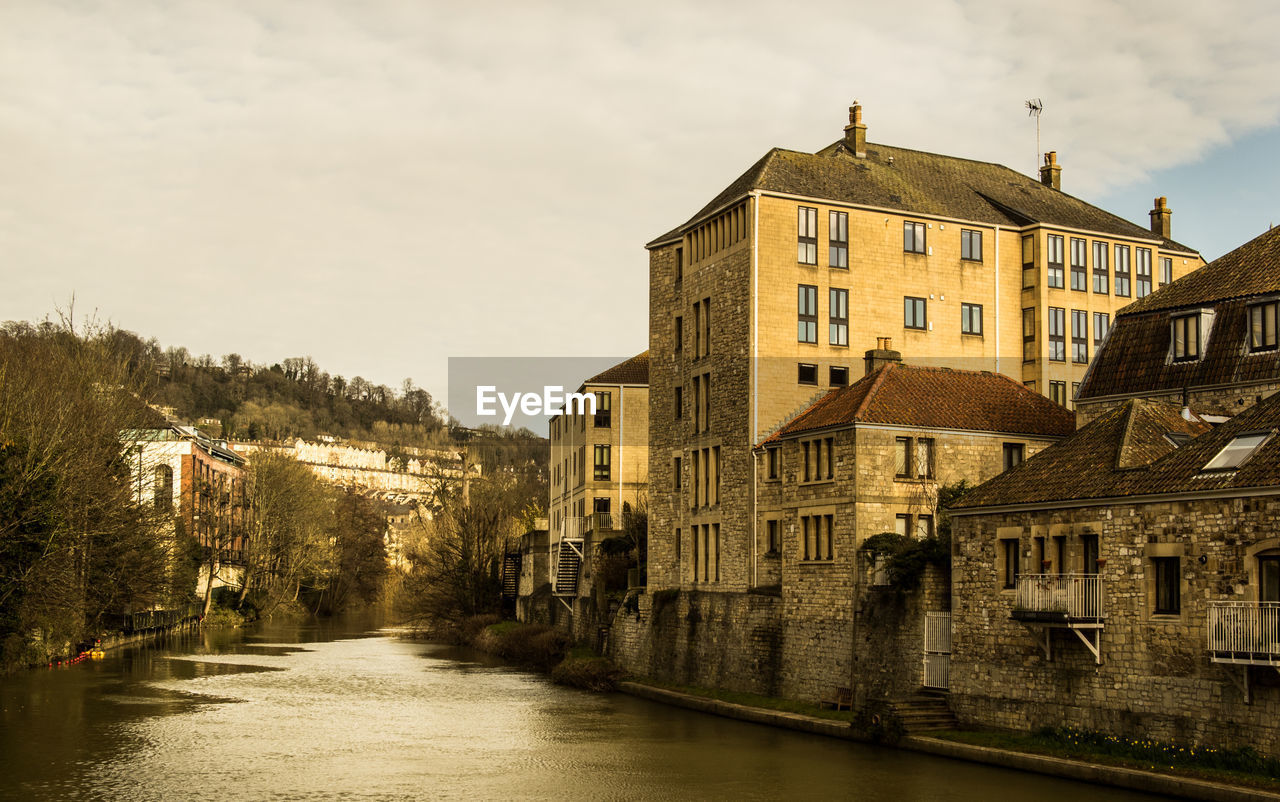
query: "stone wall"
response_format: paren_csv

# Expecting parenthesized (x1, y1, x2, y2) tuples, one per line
(1075, 382, 1280, 427)
(951, 497, 1280, 754)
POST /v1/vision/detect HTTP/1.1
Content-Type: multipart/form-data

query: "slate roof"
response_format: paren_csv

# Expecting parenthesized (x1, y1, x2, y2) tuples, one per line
(1078, 226, 1280, 401)
(584, 351, 649, 386)
(761, 363, 1075, 444)
(952, 394, 1280, 511)
(648, 140, 1198, 252)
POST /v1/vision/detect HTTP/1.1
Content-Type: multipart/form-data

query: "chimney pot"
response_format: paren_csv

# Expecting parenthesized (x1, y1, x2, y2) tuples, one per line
(844, 101, 867, 159)
(1039, 151, 1061, 190)
(864, 340, 903, 375)
(1150, 196, 1172, 240)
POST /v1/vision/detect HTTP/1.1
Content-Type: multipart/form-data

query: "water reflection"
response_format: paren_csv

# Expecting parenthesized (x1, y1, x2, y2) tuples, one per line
(0, 618, 1161, 801)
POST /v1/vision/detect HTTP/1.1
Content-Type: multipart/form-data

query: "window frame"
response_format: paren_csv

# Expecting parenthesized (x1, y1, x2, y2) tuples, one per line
(1135, 247, 1153, 298)
(798, 284, 818, 343)
(903, 221, 926, 254)
(1171, 313, 1200, 362)
(1070, 237, 1087, 291)
(1022, 307, 1036, 362)
(961, 302, 983, 336)
(1002, 442, 1025, 472)
(1071, 309, 1088, 364)
(1093, 312, 1110, 347)
(798, 206, 818, 265)
(1114, 244, 1132, 297)
(593, 444, 611, 481)
(1153, 557, 1181, 615)
(829, 210, 849, 268)
(1159, 256, 1173, 287)
(1046, 234, 1065, 289)
(961, 229, 983, 262)
(1049, 380, 1067, 407)
(1092, 240, 1109, 294)
(1048, 306, 1066, 362)
(829, 365, 849, 387)
(1021, 235, 1036, 289)
(904, 296, 927, 331)
(1249, 300, 1279, 353)
(593, 391, 611, 428)
(829, 287, 849, 346)
(797, 362, 818, 385)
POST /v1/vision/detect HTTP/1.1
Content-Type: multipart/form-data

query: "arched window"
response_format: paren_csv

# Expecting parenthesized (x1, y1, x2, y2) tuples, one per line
(154, 464, 173, 510)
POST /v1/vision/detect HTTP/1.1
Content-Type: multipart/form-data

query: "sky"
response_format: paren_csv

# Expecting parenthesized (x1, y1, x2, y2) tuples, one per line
(3, 0, 1279, 413)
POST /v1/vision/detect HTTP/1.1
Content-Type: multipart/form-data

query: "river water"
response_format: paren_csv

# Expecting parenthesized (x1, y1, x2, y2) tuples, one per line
(0, 616, 1161, 801)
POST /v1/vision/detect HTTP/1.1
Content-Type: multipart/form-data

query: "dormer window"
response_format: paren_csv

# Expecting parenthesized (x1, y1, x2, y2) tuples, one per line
(1203, 431, 1272, 472)
(1249, 300, 1278, 353)
(1171, 314, 1200, 362)
(1163, 432, 1191, 448)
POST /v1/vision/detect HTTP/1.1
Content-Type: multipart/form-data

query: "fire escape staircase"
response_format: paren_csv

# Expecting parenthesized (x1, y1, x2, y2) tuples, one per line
(500, 552, 521, 601)
(551, 527, 585, 612)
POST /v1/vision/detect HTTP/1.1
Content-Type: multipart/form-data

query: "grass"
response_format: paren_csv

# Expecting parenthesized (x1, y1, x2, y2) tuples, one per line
(629, 677, 857, 722)
(932, 728, 1280, 792)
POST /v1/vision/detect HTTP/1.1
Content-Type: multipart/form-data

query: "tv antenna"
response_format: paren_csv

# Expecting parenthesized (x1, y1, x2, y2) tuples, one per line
(1026, 98, 1043, 173)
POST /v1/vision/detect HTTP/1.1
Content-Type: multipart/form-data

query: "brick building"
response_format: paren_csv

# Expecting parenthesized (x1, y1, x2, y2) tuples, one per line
(949, 393, 1280, 753)
(644, 103, 1202, 601)
(1076, 224, 1280, 424)
(546, 352, 649, 625)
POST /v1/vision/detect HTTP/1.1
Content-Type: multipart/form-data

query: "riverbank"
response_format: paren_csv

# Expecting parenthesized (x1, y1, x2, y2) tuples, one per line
(619, 681, 1280, 802)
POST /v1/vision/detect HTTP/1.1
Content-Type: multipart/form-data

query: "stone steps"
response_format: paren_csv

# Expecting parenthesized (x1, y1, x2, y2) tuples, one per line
(889, 694, 958, 734)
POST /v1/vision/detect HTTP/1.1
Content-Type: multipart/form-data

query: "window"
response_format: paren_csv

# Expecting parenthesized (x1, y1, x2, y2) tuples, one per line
(674, 385, 682, 419)
(594, 391, 611, 427)
(692, 301, 701, 358)
(1114, 244, 1131, 297)
(895, 514, 910, 537)
(1160, 256, 1173, 287)
(829, 211, 848, 268)
(1046, 234, 1064, 288)
(1135, 247, 1153, 298)
(916, 515, 934, 539)
(713, 446, 721, 505)
(1048, 306, 1065, 362)
(829, 288, 849, 346)
(904, 221, 926, 254)
(593, 444, 610, 481)
(674, 316, 682, 353)
(961, 303, 983, 336)
(829, 365, 848, 387)
(1071, 309, 1088, 364)
(766, 446, 780, 480)
(1022, 307, 1036, 362)
(798, 284, 818, 343)
(805, 436, 834, 481)
(895, 436, 934, 479)
(1154, 557, 1181, 615)
(702, 297, 711, 356)
(1092, 241, 1109, 293)
(798, 363, 818, 385)
(1002, 443, 1024, 472)
(675, 247, 683, 284)
(154, 464, 173, 510)
(1249, 301, 1278, 352)
(702, 373, 711, 433)
(798, 206, 818, 264)
(691, 451, 700, 508)
(1070, 237, 1087, 291)
(766, 519, 780, 554)
(1093, 312, 1110, 347)
(673, 457, 682, 490)
(1001, 539, 1020, 589)
(1050, 381, 1067, 407)
(1171, 314, 1200, 361)
(801, 514, 835, 562)
(904, 296, 927, 330)
(1021, 235, 1036, 288)
(1203, 432, 1272, 471)
(961, 229, 983, 261)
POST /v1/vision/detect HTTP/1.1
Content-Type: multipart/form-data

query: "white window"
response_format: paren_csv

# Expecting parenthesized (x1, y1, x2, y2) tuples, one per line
(1203, 432, 1272, 471)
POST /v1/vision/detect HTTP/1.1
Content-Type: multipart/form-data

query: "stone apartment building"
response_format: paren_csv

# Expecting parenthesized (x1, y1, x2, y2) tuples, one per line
(947, 226, 1280, 753)
(644, 103, 1203, 601)
(1076, 224, 1280, 425)
(545, 352, 649, 627)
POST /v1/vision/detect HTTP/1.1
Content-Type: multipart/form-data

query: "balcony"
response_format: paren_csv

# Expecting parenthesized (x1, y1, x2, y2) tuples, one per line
(1208, 601, 1280, 667)
(1011, 573, 1103, 664)
(586, 512, 614, 533)
(1012, 573, 1103, 623)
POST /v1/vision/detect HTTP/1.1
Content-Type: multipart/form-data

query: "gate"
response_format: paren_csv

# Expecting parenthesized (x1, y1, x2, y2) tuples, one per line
(923, 611, 952, 690)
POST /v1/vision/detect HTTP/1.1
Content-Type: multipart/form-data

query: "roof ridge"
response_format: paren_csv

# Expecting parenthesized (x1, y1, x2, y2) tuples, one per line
(853, 363, 895, 421)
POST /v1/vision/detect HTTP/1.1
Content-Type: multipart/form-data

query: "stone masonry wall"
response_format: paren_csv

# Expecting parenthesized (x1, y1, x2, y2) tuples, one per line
(1076, 382, 1280, 427)
(951, 497, 1280, 755)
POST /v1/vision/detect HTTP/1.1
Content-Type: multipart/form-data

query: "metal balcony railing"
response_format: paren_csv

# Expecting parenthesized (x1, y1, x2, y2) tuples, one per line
(1208, 601, 1280, 665)
(1013, 574, 1103, 622)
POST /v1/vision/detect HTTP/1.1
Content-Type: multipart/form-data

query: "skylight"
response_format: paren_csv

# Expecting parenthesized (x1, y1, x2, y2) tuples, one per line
(1202, 432, 1272, 471)
(1164, 432, 1191, 448)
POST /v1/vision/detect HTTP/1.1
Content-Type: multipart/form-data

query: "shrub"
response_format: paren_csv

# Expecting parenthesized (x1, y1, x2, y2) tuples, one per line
(551, 652, 622, 692)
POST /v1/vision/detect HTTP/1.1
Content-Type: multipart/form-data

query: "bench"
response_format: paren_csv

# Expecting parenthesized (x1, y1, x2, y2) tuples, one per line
(819, 687, 853, 711)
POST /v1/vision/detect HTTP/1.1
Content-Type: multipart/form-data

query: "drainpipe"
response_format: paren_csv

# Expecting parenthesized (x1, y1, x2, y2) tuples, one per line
(618, 385, 624, 524)
(994, 224, 1001, 375)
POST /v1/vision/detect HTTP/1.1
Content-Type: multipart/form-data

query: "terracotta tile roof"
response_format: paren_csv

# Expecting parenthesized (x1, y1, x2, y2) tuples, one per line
(1079, 226, 1280, 402)
(761, 363, 1075, 444)
(952, 393, 1280, 510)
(648, 141, 1196, 251)
(585, 351, 649, 386)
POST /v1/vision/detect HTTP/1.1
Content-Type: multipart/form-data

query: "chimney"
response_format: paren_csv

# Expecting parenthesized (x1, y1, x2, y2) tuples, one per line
(1150, 196, 1171, 240)
(864, 337, 902, 375)
(1039, 151, 1061, 190)
(844, 101, 867, 158)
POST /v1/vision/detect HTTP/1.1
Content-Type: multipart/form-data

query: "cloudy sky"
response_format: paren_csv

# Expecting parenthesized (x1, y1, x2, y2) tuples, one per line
(3, 1, 1278, 409)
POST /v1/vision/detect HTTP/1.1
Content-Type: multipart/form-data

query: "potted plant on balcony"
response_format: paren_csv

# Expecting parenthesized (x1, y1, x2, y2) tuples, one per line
(1095, 558, 1107, 570)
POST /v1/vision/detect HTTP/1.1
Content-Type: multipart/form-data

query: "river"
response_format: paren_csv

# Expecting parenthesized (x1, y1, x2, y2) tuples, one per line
(0, 616, 1161, 801)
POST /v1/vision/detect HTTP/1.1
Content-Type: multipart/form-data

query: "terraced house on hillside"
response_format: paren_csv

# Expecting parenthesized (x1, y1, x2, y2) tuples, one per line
(641, 103, 1204, 607)
(948, 225, 1280, 755)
